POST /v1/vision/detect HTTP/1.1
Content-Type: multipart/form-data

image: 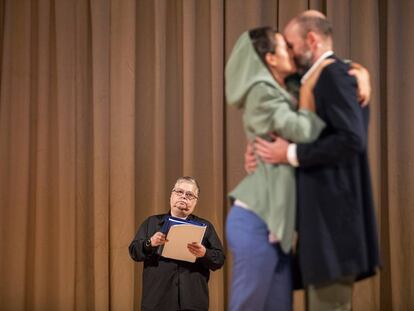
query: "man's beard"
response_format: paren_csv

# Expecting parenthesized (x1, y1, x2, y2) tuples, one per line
(294, 49, 313, 75)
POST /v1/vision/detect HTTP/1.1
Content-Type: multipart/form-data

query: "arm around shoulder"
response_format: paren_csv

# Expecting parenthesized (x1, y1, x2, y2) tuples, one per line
(297, 63, 367, 167)
(246, 83, 325, 143)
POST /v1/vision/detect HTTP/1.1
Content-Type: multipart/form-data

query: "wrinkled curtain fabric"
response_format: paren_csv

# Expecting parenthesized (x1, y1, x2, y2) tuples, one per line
(0, 0, 412, 310)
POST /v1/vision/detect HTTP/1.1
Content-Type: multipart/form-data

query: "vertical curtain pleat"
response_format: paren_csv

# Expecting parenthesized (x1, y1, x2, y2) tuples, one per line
(90, 0, 111, 309)
(387, 0, 414, 308)
(109, 0, 136, 310)
(152, 0, 167, 208)
(1, 0, 414, 309)
(0, 0, 31, 309)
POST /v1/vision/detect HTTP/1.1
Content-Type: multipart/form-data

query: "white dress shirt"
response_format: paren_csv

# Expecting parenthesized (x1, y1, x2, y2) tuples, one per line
(287, 50, 334, 167)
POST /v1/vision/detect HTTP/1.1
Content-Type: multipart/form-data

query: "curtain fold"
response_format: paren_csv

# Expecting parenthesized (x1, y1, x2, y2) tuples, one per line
(387, 0, 414, 308)
(1, 0, 413, 310)
(90, 0, 111, 309)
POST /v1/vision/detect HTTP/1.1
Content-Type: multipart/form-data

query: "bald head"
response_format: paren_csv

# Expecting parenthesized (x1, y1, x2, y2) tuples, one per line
(283, 10, 333, 72)
(287, 13, 332, 40)
(300, 10, 326, 19)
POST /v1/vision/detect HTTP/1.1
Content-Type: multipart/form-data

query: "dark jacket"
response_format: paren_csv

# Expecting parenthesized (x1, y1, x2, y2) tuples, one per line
(129, 213, 225, 311)
(295, 56, 380, 286)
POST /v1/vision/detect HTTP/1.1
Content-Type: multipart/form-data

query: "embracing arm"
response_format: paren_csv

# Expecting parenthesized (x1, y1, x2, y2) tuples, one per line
(348, 61, 371, 105)
(297, 63, 367, 167)
(254, 61, 371, 167)
(246, 83, 325, 143)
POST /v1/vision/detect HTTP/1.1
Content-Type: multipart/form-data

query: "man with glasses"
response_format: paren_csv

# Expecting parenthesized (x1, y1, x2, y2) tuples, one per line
(129, 176, 225, 311)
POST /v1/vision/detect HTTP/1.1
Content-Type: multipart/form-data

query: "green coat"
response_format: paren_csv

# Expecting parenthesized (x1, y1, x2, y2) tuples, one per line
(225, 32, 325, 253)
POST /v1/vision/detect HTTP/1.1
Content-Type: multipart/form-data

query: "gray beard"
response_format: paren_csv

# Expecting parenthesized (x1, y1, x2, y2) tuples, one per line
(295, 50, 313, 75)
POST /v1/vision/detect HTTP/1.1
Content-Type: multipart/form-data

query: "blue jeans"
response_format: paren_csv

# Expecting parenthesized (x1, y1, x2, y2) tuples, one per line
(226, 206, 293, 311)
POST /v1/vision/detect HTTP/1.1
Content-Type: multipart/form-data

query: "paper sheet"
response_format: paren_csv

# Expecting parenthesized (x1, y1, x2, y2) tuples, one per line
(161, 224, 207, 263)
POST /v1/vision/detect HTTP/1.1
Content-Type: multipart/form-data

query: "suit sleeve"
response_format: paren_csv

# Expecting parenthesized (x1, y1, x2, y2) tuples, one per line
(297, 63, 367, 167)
(198, 222, 225, 271)
(245, 83, 325, 143)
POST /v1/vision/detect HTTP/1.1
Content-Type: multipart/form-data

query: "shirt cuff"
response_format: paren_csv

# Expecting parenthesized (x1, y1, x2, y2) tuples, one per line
(287, 144, 299, 167)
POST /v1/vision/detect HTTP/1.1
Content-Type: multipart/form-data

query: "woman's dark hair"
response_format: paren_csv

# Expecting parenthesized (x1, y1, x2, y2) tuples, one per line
(249, 27, 277, 66)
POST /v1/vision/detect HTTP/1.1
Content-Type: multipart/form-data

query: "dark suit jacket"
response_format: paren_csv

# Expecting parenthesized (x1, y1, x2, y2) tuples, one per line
(295, 56, 380, 286)
(129, 213, 225, 311)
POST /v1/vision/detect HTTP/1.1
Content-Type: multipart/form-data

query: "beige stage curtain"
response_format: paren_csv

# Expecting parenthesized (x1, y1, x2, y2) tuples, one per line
(0, 0, 413, 310)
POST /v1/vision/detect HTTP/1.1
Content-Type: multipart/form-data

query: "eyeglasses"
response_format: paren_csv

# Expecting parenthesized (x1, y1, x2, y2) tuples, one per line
(172, 188, 198, 201)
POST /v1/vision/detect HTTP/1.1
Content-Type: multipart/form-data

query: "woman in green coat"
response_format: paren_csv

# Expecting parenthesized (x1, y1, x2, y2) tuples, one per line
(225, 27, 331, 311)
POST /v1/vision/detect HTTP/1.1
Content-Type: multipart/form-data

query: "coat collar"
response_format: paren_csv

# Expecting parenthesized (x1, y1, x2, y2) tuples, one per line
(301, 50, 334, 84)
(159, 212, 197, 225)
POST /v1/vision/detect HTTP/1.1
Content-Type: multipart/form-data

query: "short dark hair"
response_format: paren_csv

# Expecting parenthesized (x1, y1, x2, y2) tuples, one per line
(174, 176, 200, 196)
(248, 27, 277, 66)
(294, 15, 332, 39)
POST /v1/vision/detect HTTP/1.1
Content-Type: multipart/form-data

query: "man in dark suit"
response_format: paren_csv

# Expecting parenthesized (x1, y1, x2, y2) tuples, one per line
(129, 176, 225, 311)
(253, 11, 380, 310)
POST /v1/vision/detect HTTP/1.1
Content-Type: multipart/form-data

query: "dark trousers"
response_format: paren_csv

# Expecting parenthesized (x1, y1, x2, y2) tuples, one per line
(306, 276, 354, 311)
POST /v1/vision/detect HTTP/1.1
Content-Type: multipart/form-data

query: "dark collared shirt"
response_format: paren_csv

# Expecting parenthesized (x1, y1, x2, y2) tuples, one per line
(129, 213, 225, 311)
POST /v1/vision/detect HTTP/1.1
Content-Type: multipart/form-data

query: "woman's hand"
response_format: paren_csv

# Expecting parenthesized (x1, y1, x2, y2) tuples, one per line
(348, 62, 371, 106)
(244, 141, 257, 174)
(299, 59, 335, 111)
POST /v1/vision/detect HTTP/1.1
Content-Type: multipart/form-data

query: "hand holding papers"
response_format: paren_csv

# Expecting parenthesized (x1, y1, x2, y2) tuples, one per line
(187, 241, 207, 258)
(161, 224, 207, 262)
(160, 216, 207, 262)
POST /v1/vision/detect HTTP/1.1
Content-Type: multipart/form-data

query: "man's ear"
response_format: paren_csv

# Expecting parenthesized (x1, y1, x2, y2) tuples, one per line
(306, 31, 318, 49)
(265, 52, 277, 67)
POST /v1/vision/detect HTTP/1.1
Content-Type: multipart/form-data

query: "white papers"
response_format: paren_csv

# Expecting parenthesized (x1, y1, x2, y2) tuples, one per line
(161, 224, 207, 263)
